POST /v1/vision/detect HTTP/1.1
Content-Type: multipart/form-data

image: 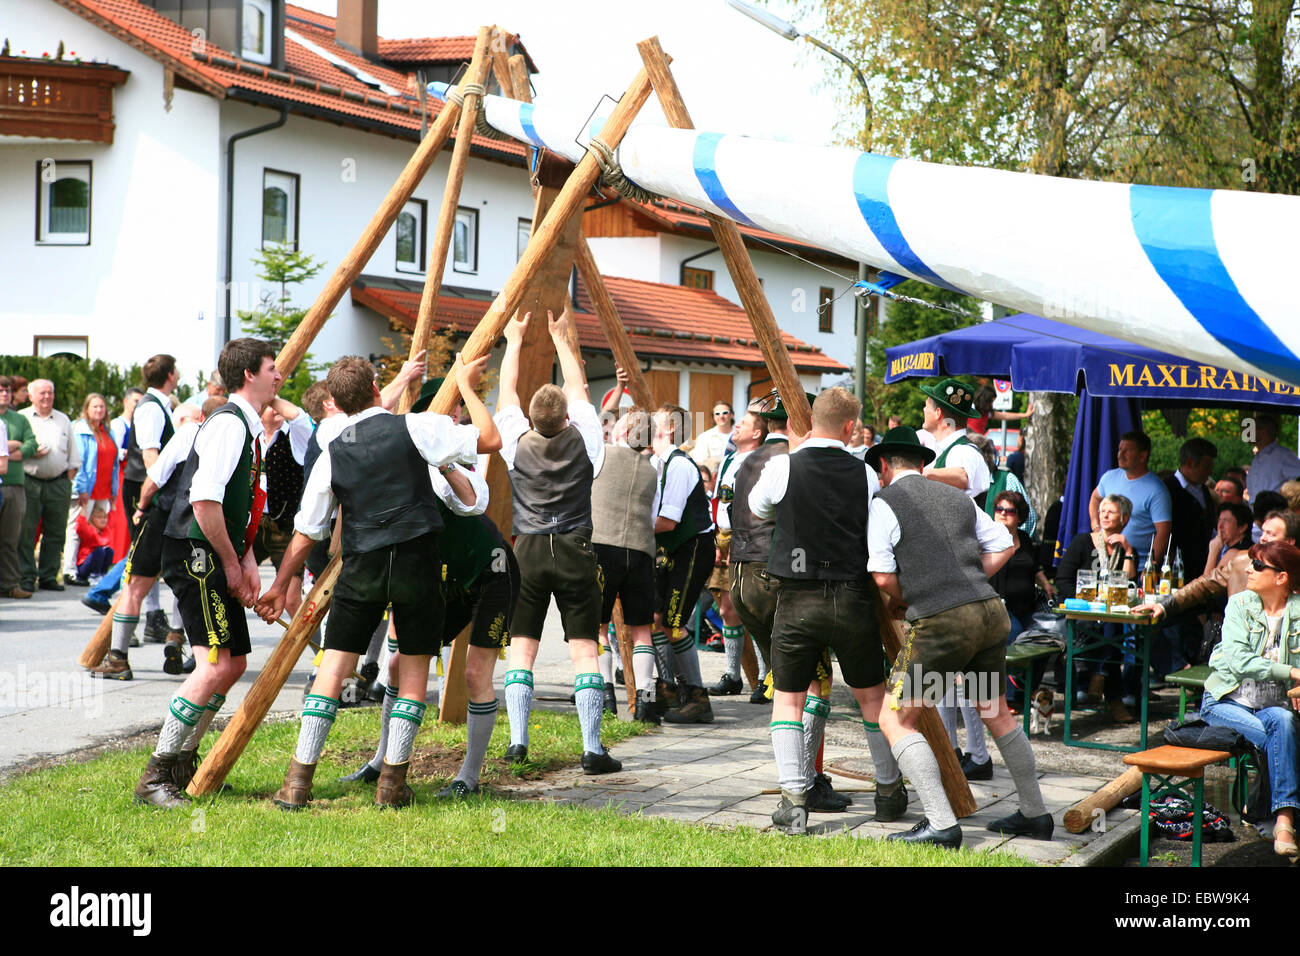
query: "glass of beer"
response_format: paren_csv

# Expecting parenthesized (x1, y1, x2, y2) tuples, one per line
(1106, 570, 1129, 607)
(1076, 569, 1096, 603)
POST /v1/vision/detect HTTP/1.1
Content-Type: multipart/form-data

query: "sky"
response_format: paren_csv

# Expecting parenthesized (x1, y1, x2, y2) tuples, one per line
(291, 0, 851, 145)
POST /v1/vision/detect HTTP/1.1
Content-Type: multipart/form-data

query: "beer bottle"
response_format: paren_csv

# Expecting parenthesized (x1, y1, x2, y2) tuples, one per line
(1173, 548, 1184, 589)
(1159, 550, 1173, 596)
(1142, 544, 1158, 596)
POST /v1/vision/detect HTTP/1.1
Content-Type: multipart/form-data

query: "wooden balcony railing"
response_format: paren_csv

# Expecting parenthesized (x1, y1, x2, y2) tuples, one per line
(0, 57, 129, 144)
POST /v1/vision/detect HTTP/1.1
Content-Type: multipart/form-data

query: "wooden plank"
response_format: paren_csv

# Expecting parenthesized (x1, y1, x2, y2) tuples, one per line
(644, 370, 680, 407)
(639, 36, 976, 818)
(193, 47, 659, 790)
(79, 42, 485, 674)
(405, 26, 492, 410)
(574, 235, 654, 410)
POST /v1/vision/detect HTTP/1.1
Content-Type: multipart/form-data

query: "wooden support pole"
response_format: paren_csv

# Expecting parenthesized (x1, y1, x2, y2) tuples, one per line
(489, 27, 516, 99)
(405, 26, 492, 409)
(638, 37, 975, 817)
(78, 50, 483, 673)
(1064, 767, 1142, 833)
(612, 601, 636, 705)
(575, 235, 655, 410)
(507, 53, 530, 107)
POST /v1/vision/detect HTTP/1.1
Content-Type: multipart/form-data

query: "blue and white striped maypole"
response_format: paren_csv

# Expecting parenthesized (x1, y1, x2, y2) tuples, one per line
(431, 83, 1300, 386)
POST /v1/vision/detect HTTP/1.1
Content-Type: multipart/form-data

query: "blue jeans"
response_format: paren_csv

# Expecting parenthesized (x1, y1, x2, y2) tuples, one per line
(87, 557, 126, 604)
(1200, 691, 1300, 813)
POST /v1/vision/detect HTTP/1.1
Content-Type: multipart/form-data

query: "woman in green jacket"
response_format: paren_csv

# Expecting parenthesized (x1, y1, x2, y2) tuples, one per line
(1200, 540, 1300, 859)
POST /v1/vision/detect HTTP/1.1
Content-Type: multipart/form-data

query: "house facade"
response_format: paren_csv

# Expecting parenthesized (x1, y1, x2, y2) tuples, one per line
(1, 0, 847, 430)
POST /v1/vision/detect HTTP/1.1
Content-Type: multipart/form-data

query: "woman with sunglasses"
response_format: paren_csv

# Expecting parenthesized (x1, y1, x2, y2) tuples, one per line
(1200, 540, 1300, 859)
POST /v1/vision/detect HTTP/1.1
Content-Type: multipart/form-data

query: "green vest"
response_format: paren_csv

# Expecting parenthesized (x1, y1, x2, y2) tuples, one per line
(654, 448, 707, 555)
(933, 433, 970, 469)
(935, 434, 989, 508)
(437, 500, 505, 593)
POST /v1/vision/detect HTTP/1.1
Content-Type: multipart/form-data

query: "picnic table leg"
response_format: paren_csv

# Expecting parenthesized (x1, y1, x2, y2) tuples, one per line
(1178, 687, 1187, 721)
(1192, 776, 1205, 867)
(1138, 627, 1151, 751)
(1064, 621, 1076, 747)
(1139, 772, 1151, 866)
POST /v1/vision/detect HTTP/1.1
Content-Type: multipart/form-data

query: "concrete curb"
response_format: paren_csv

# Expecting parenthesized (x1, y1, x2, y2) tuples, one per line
(1060, 812, 1141, 867)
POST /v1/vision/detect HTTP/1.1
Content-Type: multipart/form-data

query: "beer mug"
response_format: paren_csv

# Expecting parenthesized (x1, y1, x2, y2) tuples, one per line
(1076, 569, 1096, 603)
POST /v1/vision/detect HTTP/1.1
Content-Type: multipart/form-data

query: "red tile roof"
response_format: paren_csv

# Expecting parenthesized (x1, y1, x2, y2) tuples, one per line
(351, 276, 846, 373)
(625, 197, 855, 266)
(50, 0, 527, 160)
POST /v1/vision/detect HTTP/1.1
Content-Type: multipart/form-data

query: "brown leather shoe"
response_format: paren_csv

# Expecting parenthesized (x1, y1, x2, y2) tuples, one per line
(1106, 699, 1136, 724)
(134, 754, 191, 809)
(653, 678, 679, 716)
(273, 757, 316, 811)
(375, 761, 413, 808)
(88, 651, 133, 681)
(172, 749, 201, 790)
(664, 684, 714, 724)
(3, 587, 33, 599)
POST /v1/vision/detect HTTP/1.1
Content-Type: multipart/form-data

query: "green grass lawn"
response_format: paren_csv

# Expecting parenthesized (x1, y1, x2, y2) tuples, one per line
(0, 709, 1029, 866)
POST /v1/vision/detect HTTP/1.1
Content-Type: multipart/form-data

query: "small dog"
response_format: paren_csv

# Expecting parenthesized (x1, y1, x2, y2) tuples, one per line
(1029, 687, 1054, 735)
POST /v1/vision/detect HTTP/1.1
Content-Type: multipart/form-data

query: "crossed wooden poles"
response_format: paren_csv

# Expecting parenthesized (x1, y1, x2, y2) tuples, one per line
(75, 31, 974, 817)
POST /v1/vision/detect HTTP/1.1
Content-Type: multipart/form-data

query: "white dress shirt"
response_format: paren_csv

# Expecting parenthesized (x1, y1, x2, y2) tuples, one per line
(259, 404, 314, 466)
(294, 406, 479, 540)
(689, 425, 734, 464)
(109, 415, 129, 460)
(930, 428, 990, 498)
(494, 400, 605, 478)
(188, 393, 262, 506)
(653, 445, 716, 532)
(132, 387, 174, 452)
(866, 470, 1012, 574)
(430, 462, 489, 517)
(748, 436, 880, 521)
(711, 449, 751, 532)
(145, 421, 201, 488)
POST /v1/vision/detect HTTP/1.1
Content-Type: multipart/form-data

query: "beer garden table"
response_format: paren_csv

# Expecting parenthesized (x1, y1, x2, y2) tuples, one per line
(1061, 607, 1161, 753)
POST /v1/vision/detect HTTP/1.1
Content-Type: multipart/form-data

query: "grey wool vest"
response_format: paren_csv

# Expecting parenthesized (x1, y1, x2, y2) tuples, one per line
(875, 474, 996, 620)
(509, 425, 594, 536)
(592, 445, 656, 556)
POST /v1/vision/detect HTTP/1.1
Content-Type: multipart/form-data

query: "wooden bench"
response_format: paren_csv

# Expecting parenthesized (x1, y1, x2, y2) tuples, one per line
(1164, 665, 1213, 720)
(1123, 745, 1233, 866)
(1006, 643, 1060, 734)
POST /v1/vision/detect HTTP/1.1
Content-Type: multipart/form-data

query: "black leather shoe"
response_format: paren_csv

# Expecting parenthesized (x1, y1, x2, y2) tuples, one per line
(603, 685, 618, 716)
(749, 681, 771, 704)
(437, 779, 480, 798)
(81, 595, 111, 615)
(182, 653, 196, 674)
(340, 761, 380, 783)
(634, 690, 661, 725)
(874, 780, 909, 822)
(64, 574, 89, 587)
(708, 673, 744, 696)
(582, 750, 622, 775)
(615, 666, 624, 686)
(505, 744, 528, 765)
(961, 753, 993, 780)
(986, 810, 1054, 840)
(39, 579, 65, 592)
(771, 792, 808, 835)
(887, 818, 963, 849)
(807, 773, 851, 813)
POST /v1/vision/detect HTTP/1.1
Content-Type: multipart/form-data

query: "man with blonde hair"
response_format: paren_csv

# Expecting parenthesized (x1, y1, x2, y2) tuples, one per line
(494, 308, 621, 774)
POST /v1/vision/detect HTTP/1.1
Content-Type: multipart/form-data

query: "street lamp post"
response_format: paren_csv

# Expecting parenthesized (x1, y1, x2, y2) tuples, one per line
(726, 0, 874, 404)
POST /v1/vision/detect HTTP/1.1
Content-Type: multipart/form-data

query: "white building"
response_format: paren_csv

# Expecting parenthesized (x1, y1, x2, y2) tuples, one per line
(1, 0, 848, 427)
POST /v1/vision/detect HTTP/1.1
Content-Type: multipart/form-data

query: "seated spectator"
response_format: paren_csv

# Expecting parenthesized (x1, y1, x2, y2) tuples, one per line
(1225, 466, 1249, 497)
(1199, 541, 1300, 859)
(989, 490, 1056, 709)
(1216, 475, 1246, 504)
(74, 504, 114, 584)
(1251, 490, 1289, 543)
(1056, 493, 1138, 722)
(1204, 501, 1255, 577)
(1279, 480, 1300, 515)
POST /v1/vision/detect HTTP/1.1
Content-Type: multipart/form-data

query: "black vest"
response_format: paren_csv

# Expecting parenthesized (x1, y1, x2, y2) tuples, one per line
(729, 438, 787, 563)
(329, 413, 442, 555)
(264, 430, 304, 525)
(164, 404, 258, 549)
(151, 424, 197, 516)
(302, 428, 323, 483)
(655, 448, 712, 554)
(125, 393, 174, 483)
(769, 447, 870, 581)
(509, 426, 594, 536)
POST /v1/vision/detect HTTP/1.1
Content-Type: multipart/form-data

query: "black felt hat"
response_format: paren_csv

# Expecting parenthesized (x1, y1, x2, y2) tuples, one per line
(863, 425, 937, 471)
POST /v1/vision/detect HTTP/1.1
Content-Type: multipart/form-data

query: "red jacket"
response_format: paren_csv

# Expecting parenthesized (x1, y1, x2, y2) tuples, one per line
(75, 514, 113, 566)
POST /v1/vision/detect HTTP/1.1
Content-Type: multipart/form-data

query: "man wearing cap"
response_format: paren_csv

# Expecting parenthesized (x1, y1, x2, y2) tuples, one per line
(867, 425, 1050, 848)
(919, 377, 996, 780)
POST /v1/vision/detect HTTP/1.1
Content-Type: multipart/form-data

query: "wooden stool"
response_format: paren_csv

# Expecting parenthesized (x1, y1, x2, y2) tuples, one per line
(1005, 643, 1059, 734)
(1165, 665, 1213, 720)
(1123, 745, 1233, 866)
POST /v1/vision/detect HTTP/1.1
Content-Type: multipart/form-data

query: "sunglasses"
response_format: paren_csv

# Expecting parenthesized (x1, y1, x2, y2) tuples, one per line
(1252, 559, 1284, 574)
(994, 506, 1018, 515)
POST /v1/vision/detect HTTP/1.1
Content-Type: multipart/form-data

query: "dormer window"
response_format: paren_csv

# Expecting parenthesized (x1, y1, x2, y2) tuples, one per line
(243, 0, 273, 63)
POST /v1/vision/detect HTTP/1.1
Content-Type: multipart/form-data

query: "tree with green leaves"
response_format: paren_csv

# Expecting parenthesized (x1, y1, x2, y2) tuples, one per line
(238, 245, 328, 405)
